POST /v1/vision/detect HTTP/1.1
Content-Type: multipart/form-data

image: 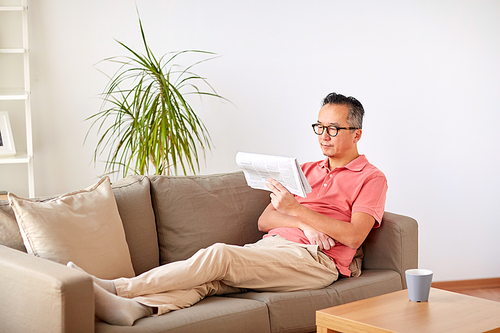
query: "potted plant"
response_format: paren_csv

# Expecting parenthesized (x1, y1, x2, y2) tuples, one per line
(86, 17, 227, 177)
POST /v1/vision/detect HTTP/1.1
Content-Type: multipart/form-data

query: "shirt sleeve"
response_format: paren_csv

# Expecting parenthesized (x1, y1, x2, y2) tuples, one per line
(352, 175, 388, 227)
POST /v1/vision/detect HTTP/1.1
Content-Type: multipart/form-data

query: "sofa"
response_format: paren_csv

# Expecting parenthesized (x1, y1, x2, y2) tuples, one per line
(0, 171, 418, 333)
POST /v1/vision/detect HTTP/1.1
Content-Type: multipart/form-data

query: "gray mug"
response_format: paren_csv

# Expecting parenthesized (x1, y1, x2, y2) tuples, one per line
(405, 269, 433, 302)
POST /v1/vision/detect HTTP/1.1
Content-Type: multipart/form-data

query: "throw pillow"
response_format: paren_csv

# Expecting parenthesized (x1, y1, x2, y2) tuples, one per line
(111, 175, 159, 275)
(8, 177, 135, 279)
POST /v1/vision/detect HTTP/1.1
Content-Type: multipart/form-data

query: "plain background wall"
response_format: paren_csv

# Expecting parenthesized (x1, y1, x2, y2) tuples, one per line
(0, 0, 499, 282)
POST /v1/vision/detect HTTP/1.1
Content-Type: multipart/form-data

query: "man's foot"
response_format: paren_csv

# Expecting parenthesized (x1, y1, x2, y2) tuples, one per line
(67, 261, 117, 294)
(93, 283, 153, 326)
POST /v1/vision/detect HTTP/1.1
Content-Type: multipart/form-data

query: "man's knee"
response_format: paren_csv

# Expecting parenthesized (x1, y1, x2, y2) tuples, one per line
(207, 242, 228, 252)
(200, 243, 231, 262)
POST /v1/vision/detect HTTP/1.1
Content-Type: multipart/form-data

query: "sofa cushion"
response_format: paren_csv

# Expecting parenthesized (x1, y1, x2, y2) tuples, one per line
(149, 172, 270, 264)
(330, 269, 402, 304)
(0, 202, 25, 252)
(228, 270, 402, 333)
(228, 287, 341, 333)
(8, 177, 135, 279)
(112, 175, 159, 275)
(95, 296, 271, 333)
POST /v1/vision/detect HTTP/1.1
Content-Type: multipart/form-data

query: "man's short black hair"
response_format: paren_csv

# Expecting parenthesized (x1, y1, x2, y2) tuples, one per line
(322, 92, 364, 129)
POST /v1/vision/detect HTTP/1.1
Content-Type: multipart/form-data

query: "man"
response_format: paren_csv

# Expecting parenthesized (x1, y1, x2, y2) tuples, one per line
(71, 92, 387, 326)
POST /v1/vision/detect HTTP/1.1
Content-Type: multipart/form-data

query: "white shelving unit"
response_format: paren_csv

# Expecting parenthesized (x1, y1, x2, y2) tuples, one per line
(0, 1, 35, 197)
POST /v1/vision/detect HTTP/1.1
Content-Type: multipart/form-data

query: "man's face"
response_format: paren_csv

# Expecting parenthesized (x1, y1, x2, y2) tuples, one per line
(316, 103, 360, 160)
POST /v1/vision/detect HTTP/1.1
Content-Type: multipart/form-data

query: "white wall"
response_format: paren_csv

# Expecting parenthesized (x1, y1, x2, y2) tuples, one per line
(6, 0, 500, 281)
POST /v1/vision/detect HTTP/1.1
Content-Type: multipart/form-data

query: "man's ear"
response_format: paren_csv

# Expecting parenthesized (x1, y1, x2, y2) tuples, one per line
(353, 129, 362, 143)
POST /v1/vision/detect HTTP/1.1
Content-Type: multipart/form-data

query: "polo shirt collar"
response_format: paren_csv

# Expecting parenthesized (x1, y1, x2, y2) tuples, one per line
(318, 155, 368, 172)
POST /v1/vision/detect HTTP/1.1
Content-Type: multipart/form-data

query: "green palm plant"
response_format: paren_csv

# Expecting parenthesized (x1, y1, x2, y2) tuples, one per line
(86, 17, 226, 177)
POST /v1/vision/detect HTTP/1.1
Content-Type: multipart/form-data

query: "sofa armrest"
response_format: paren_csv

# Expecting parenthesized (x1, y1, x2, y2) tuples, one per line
(362, 212, 418, 289)
(0, 245, 94, 333)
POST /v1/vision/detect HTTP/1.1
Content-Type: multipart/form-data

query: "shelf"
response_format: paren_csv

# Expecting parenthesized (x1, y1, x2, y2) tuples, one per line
(0, 6, 24, 11)
(0, 89, 28, 100)
(0, 1, 34, 198)
(0, 49, 25, 54)
(0, 151, 30, 164)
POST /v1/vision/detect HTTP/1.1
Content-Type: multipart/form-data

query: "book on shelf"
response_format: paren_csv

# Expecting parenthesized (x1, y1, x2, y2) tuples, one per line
(0, 191, 8, 201)
(236, 152, 312, 198)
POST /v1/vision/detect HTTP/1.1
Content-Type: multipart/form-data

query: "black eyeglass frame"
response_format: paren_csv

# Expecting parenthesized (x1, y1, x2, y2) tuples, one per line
(311, 123, 359, 137)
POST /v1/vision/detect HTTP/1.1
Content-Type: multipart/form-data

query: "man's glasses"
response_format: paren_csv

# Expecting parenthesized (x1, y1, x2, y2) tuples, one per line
(312, 124, 358, 137)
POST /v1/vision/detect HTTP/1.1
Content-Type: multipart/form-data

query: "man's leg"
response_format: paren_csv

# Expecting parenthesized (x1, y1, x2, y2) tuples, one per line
(93, 283, 153, 326)
(115, 236, 338, 298)
(71, 236, 338, 324)
(67, 261, 116, 294)
(73, 273, 241, 325)
(133, 280, 244, 315)
(68, 261, 243, 324)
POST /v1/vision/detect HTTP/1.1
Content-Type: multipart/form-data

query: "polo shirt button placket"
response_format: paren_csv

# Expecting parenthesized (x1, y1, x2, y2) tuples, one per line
(323, 170, 338, 191)
(322, 172, 332, 191)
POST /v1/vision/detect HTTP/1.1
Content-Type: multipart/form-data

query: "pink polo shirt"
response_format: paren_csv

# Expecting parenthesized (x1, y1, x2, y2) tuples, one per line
(266, 155, 388, 277)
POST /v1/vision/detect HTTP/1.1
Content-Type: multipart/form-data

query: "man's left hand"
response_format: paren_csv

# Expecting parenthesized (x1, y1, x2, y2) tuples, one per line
(302, 224, 336, 250)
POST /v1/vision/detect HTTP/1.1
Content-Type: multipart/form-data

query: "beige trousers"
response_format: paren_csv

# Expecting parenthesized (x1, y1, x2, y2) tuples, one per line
(114, 235, 339, 315)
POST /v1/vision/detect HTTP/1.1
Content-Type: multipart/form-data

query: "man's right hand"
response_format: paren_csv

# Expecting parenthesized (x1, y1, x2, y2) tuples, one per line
(301, 224, 335, 250)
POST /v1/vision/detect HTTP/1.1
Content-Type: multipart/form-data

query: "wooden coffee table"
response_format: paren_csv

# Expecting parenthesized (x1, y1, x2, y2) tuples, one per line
(316, 288, 500, 332)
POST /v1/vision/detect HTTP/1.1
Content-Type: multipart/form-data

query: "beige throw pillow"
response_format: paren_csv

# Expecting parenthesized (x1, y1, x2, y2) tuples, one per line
(9, 177, 135, 279)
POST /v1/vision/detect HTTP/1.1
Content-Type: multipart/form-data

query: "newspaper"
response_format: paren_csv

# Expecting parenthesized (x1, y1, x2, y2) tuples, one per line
(236, 152, 312, 198)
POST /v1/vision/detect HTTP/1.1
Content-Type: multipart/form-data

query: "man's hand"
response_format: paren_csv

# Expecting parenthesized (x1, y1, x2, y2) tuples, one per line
(302, 224, 336, 250)
(265, 178, 300, 215)
(265, 178, 335, 250)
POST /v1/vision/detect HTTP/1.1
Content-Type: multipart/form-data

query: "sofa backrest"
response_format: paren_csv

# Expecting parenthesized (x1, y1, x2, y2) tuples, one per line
(149, 172, 270, 265)
(1, 172, 417, 285)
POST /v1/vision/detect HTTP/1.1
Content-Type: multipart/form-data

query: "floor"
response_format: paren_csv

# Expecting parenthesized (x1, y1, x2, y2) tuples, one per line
(432, 278, 500, 302)
(447, 287, 500, 302)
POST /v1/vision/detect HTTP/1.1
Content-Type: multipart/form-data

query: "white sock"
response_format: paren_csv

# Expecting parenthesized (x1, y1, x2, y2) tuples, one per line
(67, 261, 117, 294)
(93, 283, 153, 326)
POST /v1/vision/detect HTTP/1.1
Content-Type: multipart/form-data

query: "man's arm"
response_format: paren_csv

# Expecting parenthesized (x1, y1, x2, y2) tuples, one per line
(258, 203, 337, 250)
(258, 179, 375, 250)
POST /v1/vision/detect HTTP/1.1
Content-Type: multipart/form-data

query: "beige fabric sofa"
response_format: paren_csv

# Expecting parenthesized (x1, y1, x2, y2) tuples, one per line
(0, 172, 418, 333)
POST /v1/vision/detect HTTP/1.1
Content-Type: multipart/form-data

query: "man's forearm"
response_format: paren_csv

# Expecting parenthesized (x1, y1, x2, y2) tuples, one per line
(257, 204, 303, 232)
(259, 201, 373, 250)
(290, 203, 376, 249)
(261, 179, 375, 249)
(258, 203, 337, 250)
(258, 202, 341, 239)
(289, 203, 359, 248)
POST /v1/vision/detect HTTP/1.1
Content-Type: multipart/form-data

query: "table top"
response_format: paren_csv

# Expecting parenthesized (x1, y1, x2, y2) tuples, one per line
(317, 288, 500, 333)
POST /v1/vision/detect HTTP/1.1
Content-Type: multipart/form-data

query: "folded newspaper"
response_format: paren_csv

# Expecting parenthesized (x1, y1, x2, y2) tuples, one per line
(236, 152, 312, 198)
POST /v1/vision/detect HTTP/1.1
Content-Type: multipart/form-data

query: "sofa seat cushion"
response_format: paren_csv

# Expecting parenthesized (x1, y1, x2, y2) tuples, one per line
(95, 296, 271, 333)
(227, 287, 341, 333)
(149, 172, 270, 264)
(227, 270, 402, 333)
(330, 269, 403, 304)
